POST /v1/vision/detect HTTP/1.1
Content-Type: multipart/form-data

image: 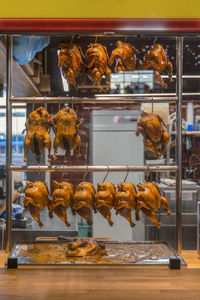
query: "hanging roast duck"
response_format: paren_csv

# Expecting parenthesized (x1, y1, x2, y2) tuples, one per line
(50, 181, 74, 227)
(58, 43, 85, 88)
(94, 182, 116, 226)
(52, 107, 82, 159)
(115, 182, 137, 227)
(109, 41, 137, 72)
(136, 111, 170, 157)
(136, 182, 171, 228)
(24, 181, 50, 227)
(73, 182, 95, 225)
(140, 44, 173, 89)
(23, 107, 52, 164)
(86, 43, 111, 91)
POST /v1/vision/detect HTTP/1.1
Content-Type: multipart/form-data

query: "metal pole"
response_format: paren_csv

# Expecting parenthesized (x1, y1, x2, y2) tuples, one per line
(6, 36, 12, 252)
(10, 165, 178, 173)
(176, 37, 183, 254)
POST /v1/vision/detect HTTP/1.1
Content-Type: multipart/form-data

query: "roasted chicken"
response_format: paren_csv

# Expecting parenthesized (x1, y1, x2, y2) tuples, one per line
(58, 43, 84, 88)
(141, 44, 173, 89)
(50, 181, 74, 227)
(136, 182, 171, 228)
(94, 182, 116, 226)
(136, 111, 170, 157)
(52, 107, 82, 159)
(86, 43, 111, 91)
(23, 107, 52, 163)
(115, 183, 137, 227)
(66, 239, 106, 257)
(24, 181, 50, 227)
(109, 41, 137, 72)
(73, 182, 95, 225)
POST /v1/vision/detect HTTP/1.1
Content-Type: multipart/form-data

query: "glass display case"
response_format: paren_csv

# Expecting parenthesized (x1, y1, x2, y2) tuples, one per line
(1, 31, 192, 267)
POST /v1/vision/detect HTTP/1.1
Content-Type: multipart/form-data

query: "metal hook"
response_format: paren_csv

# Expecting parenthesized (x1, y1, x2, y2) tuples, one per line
(145, 166, 150, 182)
(125, 36, 128, 43)
(153, 36, 157, 44)
(82, 166, 89, 181)
(103, 165, 109, 183)
(123, 165, 129, 183)
(36, 165, 41, 181)
(71, 35, 75, 44)
(95, 36, 98, 43)
(58, 102, 61, 111)
(151, 96, 154, 113)
(61, 165, 65, 181)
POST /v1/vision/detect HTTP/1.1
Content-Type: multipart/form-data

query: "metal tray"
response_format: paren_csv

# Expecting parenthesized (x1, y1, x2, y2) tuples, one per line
(7, 240, 187, 268)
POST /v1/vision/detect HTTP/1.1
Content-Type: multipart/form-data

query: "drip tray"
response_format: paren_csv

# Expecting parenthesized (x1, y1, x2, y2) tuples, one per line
(7, 240, 187, 268)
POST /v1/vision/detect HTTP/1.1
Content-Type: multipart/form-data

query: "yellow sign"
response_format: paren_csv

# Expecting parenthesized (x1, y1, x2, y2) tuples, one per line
(0, 0, 200, 18)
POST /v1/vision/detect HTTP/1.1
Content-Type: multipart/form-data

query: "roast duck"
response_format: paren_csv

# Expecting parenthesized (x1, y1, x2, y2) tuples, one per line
(94, 182, 116, 226)
(136, 111, 170, 157)
(86, 43, 111, 91)
(109, 41, 137, 72)
(141, 44, 173, 89)
(24, 181, 50, 227)
(52, 107, 82, 159)
(58, 43, 84, 88)
(66, 239, 106, 257)
(115, 183, 137, 227)
(73, 182, 95, 225)
(136, 182, 171, 228)
(23, 107, 52, 163)
(50, 181, 74, 227)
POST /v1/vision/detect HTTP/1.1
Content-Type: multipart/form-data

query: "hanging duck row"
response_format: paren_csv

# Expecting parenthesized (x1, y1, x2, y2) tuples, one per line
(58, 41, 173, 91)
(24, 180, 171, 229)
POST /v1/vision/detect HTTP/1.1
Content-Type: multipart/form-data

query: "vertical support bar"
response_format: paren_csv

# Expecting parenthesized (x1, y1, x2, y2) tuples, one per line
(176, 37, 183, 253)
(197, 202, 200, 257)
(6, 36, 12, 252)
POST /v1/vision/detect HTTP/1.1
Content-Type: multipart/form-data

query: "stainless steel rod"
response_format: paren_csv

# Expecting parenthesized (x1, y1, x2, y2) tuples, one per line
(10, 96, 178, 103)
(6, 36, 12, 253)
(176, 37, 183, 254)
(10, 165, 178, 172)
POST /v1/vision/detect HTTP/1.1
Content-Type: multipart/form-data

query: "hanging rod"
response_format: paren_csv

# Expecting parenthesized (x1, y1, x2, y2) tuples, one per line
(10, 96, 178, 104)
(10, 165, 178, 172)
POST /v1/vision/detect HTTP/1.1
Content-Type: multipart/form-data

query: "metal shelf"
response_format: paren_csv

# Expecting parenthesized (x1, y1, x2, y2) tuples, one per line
(10, 165, 178, 173)
(10, 96, 178, 104)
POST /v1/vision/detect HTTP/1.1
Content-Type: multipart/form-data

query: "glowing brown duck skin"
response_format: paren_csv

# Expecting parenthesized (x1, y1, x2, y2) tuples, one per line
(24, 181, 50, 227)
(66, 240, 106, 257)
(94, 182, 116, 226)
(73, 182, 95, 225)
(86, 43, 111, 92)
(58, 43, 84, 88)
(136, 182, 171, 229)
(23, 107, 52, 164)
(109, 41, 137, 72)
(50, 181, 74, 227)
(52, 107, 83, 160)
(136, 111, 170, 157)
(115, 182, 137, 227)
(141, 44, 173, 89)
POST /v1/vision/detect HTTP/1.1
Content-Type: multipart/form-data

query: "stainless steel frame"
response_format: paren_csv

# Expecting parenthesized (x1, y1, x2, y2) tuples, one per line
(5, 36, 12, 253)
(10, 165, 178, 172)
(176, 37, 183, 253)
(5, 34, 184, 254)
(197, 202, 200, 257)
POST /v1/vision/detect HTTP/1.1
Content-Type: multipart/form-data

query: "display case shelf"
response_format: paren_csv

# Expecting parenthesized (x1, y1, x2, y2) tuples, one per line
(10, 165, 178, 173)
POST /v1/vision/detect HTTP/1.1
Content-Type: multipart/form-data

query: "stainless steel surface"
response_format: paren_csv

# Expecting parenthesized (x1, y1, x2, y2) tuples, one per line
(6, 36, 12, 253)
(10, 96, 178, 103)
(10, 165, 178, 172)
(8, 241, 187, 267)
(176, 37, 183, 254)
(198, 202, 200, 257)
